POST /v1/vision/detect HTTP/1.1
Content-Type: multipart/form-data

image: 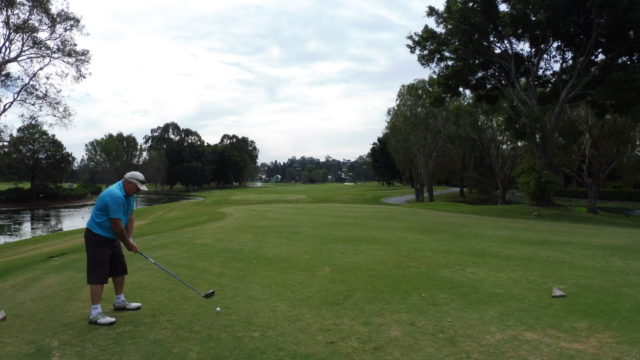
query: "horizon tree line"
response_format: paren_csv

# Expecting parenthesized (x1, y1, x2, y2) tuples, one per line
(259, 155, 373, 184)
(0, 121, 261, 192)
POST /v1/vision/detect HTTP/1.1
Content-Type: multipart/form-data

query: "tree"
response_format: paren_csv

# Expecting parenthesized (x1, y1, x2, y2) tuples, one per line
(143, 122, 205, 189)
(261, 160, 285, 182)
(408, 0, 640, 206)
(621, 130, 640, 189)
(81, 132, 142, 184)
(216, 134, 259, 187)
(140, 149, 167, 188)
(468, 104, 521, 205)
(368, 134, 400, 185)
(323, 156, 343, 182)
(206, 135, 259, 187)
(567, 106, 638, 214)
(0, 122, 9, 142)
(347, 155, 373, 182)
(386, 79, 450, 202)
(284, 166, 298, 183)
(0, 0, 90, 125)
(1, 121, 73, 197)
(442, 99, 476, 198)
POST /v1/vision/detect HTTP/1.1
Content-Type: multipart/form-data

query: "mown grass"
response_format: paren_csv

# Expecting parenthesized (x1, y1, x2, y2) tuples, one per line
(416, 191, 640, 229)
(1, 183, 639, 359)
(0, 181, 29, 190)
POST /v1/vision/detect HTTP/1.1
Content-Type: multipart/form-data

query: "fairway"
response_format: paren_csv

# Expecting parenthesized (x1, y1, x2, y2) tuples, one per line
(1, 184, 639, 359)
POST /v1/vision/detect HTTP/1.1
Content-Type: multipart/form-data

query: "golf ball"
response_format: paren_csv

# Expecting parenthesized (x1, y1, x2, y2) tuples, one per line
(216, 307, 221, 312)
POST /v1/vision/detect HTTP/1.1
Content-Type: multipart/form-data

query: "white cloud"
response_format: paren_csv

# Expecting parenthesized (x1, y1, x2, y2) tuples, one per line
(39, 0, 445, 162)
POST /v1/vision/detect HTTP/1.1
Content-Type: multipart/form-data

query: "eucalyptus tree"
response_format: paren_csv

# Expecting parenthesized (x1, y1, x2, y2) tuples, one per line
(443, 99, 477, 198)
(468, 104, 521, 205)
(0, 0, 90, 125)
(386, 79, 451, 202)
(408, 0, 640, 206)
(566, 106, 638, 214)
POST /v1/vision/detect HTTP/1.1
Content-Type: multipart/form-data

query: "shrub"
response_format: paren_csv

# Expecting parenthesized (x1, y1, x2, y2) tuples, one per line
(515, 153, 560, 206)
(0, 187, 30, 202)
(0, 183, 101, 203)
(37, 184, 94, 201)
(76, 183, 103, 195)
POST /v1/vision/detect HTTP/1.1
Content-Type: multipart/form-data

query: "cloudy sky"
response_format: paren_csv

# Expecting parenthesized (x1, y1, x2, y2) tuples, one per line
(44, 0, 441, 163)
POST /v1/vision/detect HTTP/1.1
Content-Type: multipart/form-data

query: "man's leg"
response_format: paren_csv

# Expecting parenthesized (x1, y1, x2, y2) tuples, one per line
(88, 283, 115, 325)
(90, 284, 104, 305)
(112, 275, 141, 310)
(113, 275, 125, 296)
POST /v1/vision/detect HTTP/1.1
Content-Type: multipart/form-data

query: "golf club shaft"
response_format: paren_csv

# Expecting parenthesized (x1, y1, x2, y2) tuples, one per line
(138, 251, 205, 297)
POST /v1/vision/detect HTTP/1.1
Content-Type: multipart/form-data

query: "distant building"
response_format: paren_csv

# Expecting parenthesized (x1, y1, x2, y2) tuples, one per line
(271, 174, 282, 183)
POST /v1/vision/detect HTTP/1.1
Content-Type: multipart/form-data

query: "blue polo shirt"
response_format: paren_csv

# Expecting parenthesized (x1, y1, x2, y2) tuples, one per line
(86, 180, 137, 239)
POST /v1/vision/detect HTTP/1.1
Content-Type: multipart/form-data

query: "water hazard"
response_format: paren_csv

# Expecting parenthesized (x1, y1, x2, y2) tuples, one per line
(0, 194, 200, 244)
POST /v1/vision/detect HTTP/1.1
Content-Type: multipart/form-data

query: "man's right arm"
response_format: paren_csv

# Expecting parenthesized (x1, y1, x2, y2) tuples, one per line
(110, 218, 139, 253)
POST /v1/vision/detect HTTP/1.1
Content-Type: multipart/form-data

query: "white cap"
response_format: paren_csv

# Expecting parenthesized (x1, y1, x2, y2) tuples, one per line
(124, 171, 148, 191)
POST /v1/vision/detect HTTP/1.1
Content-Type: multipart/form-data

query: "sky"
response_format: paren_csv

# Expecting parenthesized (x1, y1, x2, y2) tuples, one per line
(20, 0, 442, 163)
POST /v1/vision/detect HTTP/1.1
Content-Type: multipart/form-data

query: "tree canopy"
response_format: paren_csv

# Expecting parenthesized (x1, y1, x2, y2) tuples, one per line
(385, 79, 451, 202)
(368, 134, 401, 186)
(0, 121, 74, 197)
(143, 122, 206, 189)
(407, 0, 640, 205)
(139, 122, 260, 189)
(0, 0, 90, 125)
(79, 132, 142, 184)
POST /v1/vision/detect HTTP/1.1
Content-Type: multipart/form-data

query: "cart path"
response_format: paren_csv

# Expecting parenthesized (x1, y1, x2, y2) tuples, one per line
(381, 188, 460, 204)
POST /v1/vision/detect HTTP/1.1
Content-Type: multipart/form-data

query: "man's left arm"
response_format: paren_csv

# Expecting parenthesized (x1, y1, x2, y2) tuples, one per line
(111, 218, 138, 253)
(126, 213, 135, 239)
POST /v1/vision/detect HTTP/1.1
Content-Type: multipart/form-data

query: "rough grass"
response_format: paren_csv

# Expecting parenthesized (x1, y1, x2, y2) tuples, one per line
(1, 183, 639, 359)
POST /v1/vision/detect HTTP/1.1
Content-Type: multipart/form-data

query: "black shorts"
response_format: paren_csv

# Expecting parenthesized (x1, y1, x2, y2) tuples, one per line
(85, 228, 128, 285)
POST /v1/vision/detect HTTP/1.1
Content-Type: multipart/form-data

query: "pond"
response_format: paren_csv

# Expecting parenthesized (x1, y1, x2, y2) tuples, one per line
(0, 194, 201, 244)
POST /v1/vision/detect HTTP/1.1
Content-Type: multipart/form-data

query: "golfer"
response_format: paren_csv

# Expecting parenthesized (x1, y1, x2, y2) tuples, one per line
(85, 171, 148, 325)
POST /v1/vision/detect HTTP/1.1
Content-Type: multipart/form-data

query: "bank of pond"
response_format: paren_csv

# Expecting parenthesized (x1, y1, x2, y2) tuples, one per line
(0, 194, 201, 244)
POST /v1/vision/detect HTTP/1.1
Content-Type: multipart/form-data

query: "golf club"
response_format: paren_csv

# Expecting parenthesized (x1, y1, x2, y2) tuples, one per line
(138, 251, 215, 299)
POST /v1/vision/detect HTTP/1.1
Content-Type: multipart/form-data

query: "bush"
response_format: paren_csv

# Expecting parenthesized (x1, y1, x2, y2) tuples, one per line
(76, 183, 103, 195)
(515, 154, 560, 206)
(0, 183, 101, 203)
(0, 187, 30, 202)
(37, 184, 97, 201)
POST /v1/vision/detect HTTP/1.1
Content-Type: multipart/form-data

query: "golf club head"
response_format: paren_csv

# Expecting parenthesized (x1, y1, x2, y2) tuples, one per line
(204, 289, 216, 299)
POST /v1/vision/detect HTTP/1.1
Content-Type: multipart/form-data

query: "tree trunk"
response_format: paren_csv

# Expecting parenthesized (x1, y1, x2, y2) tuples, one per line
(534, 189, 555, 207)
(459, 170, 465, 197)
(427, 182, 435, 202)
(414, 183, 425, 203)
(535, 132, 557, 207)
(30, 171, 37, 200)
(586, 184, 599, 214)
(497, 179, 506, 205)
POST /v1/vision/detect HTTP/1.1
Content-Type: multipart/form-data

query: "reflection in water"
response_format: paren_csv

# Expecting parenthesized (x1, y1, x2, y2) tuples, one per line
(0, 195, 200, 244)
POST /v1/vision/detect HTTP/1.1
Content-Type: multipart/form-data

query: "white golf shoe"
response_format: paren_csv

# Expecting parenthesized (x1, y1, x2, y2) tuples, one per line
(113, 300, 142, 311)
(88, 312, 116, 326)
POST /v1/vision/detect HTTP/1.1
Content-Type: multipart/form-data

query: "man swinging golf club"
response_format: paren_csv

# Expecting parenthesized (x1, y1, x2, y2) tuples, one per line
(84, 171, 148, 325)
